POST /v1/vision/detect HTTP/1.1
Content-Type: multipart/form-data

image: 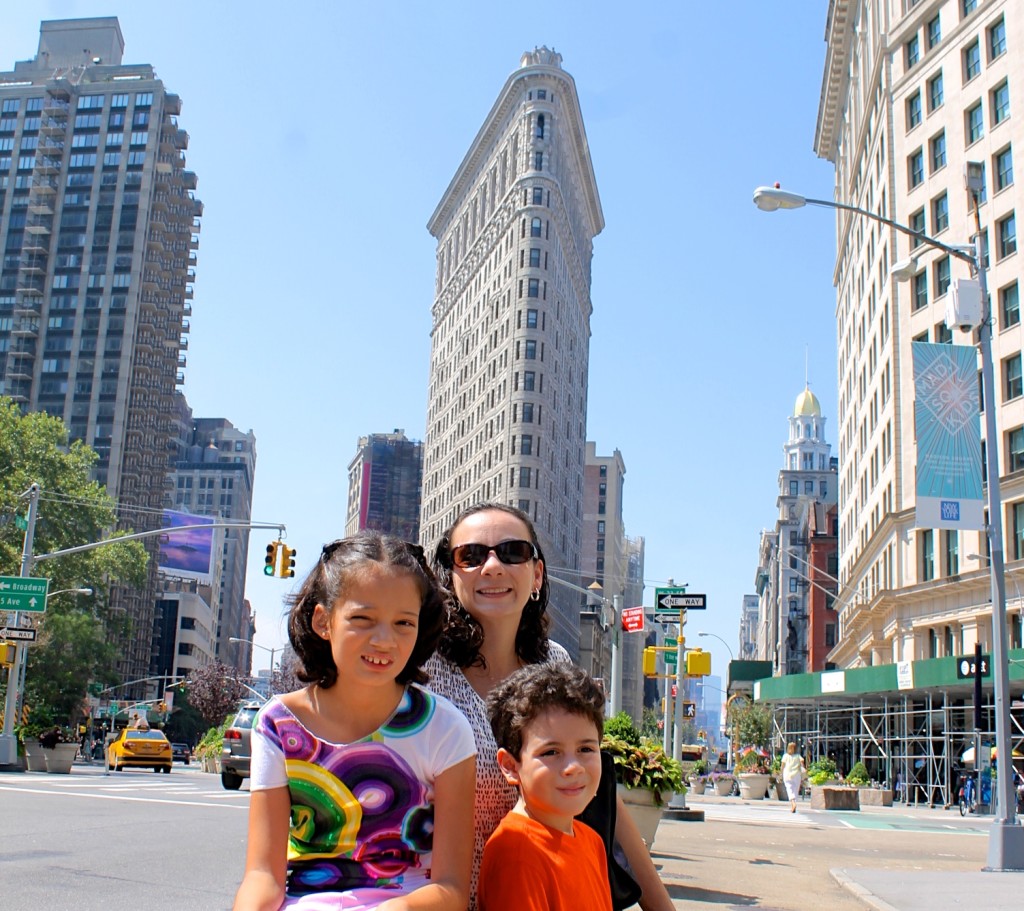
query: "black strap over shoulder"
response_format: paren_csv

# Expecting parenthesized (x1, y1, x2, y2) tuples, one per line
(577, 750, 643, 911)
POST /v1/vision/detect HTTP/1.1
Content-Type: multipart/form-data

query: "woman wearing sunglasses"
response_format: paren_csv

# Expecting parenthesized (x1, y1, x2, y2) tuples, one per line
(425, 503, 674, 911)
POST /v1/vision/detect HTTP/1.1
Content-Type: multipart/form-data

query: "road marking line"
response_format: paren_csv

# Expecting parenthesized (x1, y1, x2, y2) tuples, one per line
(0, 784, 248, 809)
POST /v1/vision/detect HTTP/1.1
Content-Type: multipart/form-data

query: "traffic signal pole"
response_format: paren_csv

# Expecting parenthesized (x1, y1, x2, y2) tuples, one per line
(0, 510, 287, 770)
(0, 484, 40, 766)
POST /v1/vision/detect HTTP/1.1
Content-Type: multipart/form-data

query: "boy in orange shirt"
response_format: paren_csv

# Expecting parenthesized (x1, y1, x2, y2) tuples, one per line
(479, 664, 612, 911)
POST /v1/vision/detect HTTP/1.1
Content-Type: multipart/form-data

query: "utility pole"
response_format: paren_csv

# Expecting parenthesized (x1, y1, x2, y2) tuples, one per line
(609, 594, 623, 715)
(0, 484, 40, 766)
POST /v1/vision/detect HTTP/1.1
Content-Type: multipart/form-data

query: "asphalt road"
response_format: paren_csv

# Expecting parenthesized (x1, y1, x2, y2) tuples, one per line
(0, 762, 248, 910)
(0, 765, 995, 911)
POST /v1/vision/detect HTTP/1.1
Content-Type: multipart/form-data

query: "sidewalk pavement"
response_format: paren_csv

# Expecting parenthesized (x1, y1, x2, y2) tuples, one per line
(650, 790, 1024, 911)
(831, 867, 1022, 911)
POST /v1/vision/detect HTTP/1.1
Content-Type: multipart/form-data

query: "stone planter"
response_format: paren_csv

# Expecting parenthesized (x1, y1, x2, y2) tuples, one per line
(617, 784, 665, 848)
(770, 781, 790, 801)
(22, 738, 47, 772)
(857, 787, 893, 807)
(43, 742, 79, 774)
(712, 776, 735, 796)
(810, 784, 859, 810)
(738, 772, 771, 800)
(688, 776, 706, 795)
(200, 754, 221, 774)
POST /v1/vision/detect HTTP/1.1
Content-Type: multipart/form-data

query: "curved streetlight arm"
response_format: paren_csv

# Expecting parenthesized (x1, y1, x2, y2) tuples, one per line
(696, 631, 735, 661)
(752, 187, 977, 265)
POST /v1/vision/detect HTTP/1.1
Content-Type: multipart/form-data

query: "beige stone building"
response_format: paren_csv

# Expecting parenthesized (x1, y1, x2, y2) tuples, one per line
(816, 0, 1024, 667)
(421, 48, 604, 653)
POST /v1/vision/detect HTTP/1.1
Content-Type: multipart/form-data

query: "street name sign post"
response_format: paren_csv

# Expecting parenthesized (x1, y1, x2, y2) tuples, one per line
(664, 636, 678, 666)
(0, 576, 49, 612)
(654, 588, 706, 615)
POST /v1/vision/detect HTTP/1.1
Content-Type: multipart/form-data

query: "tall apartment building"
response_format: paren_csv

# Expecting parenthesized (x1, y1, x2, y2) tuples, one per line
(345, 430, 423, 540)
(420, 48, 604, 653)
(816, 0, 1024, 667)
(0, 18, 201, 683)
(165, 406, 256, 672)
(754, 388, 837, 674)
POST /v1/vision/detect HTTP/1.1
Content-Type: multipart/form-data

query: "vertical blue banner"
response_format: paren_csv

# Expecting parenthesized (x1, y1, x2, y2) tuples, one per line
(912, 342, 984, 529)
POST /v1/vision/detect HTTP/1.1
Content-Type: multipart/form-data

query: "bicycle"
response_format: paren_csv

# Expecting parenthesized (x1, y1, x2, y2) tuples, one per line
(958, 774, 977, 816)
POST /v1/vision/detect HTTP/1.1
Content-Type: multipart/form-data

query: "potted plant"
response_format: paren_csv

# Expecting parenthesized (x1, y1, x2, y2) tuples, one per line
(845, 760, 892, 806)
(602, 719, 685, 848)
(38, 726, 79, 774)
(195, 720, 229, 773)
(16, 721, 48, 772)
(688, 757, 710, 795)
(709, 769, 735, 796)
(736, 747, 771, 800)
(808, 757, 859, 810)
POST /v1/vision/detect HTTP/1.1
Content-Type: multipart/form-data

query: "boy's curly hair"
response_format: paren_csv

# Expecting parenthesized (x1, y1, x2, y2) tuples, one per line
(486, 664, 604, 759)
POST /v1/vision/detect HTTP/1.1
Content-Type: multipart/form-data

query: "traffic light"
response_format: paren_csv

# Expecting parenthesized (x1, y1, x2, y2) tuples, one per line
(0, 643, 15, 667)
(686, 648, 712, 677)
(682, 701, 696, 719)
(642, 647, 657, 677)
(265, 540, 280, 577)
(278, 543, 297, 579)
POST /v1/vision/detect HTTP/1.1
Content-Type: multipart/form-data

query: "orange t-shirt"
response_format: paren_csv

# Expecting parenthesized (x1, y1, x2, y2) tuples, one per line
(478, 811, 612, 911)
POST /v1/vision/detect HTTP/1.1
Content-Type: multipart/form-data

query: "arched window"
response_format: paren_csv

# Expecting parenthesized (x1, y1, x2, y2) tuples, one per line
(535, 114, 545, 139)
(531, 217, 542, 237)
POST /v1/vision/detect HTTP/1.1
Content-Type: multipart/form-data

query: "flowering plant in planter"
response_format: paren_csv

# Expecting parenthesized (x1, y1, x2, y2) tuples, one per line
(602, 734, 685, 806)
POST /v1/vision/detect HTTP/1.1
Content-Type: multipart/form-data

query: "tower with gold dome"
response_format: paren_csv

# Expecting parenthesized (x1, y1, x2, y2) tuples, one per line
(752, 386, 837, 675)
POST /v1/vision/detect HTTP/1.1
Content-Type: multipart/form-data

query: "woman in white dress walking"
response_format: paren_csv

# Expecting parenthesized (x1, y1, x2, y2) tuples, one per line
(780, 742, 806, 813)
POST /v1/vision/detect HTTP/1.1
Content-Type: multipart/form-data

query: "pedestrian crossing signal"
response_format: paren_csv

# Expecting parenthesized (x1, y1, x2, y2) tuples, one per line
(0, 643, 15, 667)
(265, 541, 280, 577)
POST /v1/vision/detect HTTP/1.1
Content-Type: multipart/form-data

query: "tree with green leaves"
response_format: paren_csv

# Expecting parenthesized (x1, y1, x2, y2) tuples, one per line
(729, 700, 773, 752)
(0, 399, 148, 727)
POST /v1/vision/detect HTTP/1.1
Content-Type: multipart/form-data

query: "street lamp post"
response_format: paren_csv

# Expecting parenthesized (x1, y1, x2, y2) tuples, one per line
(697, 631, 735, 662)
(754, 183, 1024, 870)
(229, 637, 278, 696)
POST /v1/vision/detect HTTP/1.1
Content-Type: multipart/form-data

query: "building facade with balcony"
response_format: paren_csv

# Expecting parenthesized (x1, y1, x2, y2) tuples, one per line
(0, 17, 201, 684)
(816, 0, 1024, 668)
(420, 48, 604, 655)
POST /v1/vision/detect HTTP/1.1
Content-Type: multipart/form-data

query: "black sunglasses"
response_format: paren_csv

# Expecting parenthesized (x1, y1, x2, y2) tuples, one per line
(449, 540, 538, 569)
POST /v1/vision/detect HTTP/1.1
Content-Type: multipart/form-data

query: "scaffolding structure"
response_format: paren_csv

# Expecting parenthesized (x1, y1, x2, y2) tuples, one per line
(767, 693, 1024, 808)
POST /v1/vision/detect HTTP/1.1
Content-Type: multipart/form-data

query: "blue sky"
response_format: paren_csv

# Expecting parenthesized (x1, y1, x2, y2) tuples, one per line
(2, 2, 841, 678)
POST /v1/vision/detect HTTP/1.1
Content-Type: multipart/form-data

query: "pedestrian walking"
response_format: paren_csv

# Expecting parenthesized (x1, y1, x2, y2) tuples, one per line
(780, 742, 806, 813)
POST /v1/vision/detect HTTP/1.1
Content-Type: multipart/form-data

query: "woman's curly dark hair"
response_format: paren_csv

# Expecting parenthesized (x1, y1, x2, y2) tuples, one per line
(431, 502, 550, 669)
(287, 531, 446, 688)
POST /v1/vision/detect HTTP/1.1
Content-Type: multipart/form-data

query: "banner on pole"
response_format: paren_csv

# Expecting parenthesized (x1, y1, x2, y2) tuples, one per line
(912, 342, 984, 530)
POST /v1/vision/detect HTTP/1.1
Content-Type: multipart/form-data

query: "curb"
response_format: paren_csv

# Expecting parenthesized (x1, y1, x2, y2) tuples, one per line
(830, 868, 901, 911)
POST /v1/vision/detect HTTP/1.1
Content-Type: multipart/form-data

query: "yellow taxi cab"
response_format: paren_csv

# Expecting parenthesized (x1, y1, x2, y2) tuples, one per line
(107, 726, 172, 773)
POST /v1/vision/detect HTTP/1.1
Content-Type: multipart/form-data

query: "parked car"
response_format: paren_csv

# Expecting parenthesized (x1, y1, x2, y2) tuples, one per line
(170, 742, 192, 764)
(107, 727, 172, 773)
(221, 702, 262, 790)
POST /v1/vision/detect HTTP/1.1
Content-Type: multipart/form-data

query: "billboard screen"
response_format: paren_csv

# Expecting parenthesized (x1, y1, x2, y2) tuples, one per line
(158, 510, 215, 583)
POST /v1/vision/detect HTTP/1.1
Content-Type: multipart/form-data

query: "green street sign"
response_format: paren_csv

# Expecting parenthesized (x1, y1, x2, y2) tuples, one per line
(14, 514, 28, 531)
(665, 637, 678, 666)
(0, 576, 50, 612)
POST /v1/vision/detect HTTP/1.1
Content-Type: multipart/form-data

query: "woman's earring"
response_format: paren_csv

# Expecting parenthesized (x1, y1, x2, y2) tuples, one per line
(530, 589, 540, 602)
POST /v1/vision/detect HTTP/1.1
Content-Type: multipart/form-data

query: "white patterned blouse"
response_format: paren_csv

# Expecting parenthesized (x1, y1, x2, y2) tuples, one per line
(423, 642, 571, 910)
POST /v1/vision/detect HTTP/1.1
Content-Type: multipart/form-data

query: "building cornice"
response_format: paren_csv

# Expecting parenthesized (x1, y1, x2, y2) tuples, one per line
(427, 56, 603, 241)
